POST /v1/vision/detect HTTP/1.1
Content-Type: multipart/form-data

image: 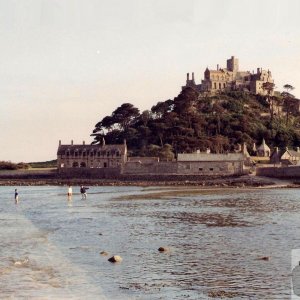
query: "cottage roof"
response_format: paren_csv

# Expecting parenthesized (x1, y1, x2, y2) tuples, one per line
(177, 153, 245, 162)
(284, 149, 300, 158)
(257, 139, 270, 151)
(57, 144, 126, 155)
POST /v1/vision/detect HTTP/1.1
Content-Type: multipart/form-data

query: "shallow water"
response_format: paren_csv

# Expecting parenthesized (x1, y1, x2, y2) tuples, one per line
(1, 186, 300, 299)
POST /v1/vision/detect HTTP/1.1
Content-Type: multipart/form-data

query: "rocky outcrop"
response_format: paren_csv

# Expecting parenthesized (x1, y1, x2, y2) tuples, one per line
(108, 255, 123, 263)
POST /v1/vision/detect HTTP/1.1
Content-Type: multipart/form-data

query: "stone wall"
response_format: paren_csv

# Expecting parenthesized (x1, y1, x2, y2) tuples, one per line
(123, 160, 244, 176)
(57, 167, 121, 179)
(177, 161, 243, 175)
(256, 166, 300, 178)
(123, 161, 177, 175)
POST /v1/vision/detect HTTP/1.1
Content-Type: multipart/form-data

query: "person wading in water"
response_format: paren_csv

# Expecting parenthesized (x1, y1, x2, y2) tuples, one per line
(80, 185, 89, 200)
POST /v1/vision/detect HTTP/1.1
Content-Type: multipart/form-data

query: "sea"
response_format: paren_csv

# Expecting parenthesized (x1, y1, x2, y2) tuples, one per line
(1, 185, 300, 300)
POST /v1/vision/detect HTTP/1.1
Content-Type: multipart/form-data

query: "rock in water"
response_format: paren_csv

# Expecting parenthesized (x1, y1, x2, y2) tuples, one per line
(108, 255, 123, 263)
(100, 251, 109, 256)
(158, 247, 169, 252)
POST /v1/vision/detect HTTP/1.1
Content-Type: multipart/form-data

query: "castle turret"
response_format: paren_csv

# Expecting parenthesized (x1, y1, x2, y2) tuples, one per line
(227, 56, 239, 73)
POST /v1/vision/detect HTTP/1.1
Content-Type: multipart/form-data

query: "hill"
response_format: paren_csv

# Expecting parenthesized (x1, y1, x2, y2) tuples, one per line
(28, 160, 57, 169)
(91, 88, 300, 159)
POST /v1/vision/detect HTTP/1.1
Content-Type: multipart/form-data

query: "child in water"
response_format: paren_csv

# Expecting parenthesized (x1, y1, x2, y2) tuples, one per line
(14, 189, 19, 203)
(67, 186, 73, 197)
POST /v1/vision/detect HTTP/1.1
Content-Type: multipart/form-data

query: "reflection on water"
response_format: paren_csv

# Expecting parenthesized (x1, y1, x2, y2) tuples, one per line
(1, 186, 300, 299)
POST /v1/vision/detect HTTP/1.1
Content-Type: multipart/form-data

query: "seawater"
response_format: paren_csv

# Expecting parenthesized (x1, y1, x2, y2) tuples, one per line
(1, 186, 300, 299)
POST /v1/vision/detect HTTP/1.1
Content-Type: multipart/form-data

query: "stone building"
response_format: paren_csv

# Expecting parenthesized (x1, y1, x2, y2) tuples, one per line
(57, 140, 247, 177)
(182, 56, 274, 96)
(270, 147, 300, 165)
(176, 152, 245, 175)
(57, 140, 127, 169)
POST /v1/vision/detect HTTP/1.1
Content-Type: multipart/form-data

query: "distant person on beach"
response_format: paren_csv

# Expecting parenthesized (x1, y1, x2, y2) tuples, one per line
(14, 189, 19, 203)
(80, 185, 89, 200)
(67, 186, 73, 198)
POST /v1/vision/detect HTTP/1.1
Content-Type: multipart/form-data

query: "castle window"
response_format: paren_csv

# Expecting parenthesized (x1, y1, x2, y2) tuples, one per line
(214, 82, 217, 89)
(219, 83, 221, 89)
(107, 151, 110, 157)
(223, 83, 226, 88)
(199, 168, 203, 171)
(97, 152, 100, 157)
(80, 162, 86, 168)
(83, 152, 86, 157)
(210, 168, 214, 171)
(72, 162, 79, 168)
(104, 162, 107, 168)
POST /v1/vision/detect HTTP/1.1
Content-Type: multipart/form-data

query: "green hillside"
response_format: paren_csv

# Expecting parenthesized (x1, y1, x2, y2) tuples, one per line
(91, 88, 300, 159)
(28, 160, 57, 168)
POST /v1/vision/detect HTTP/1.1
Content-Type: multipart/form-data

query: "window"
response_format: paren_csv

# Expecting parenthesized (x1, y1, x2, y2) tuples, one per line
(214, 82, 217, 89)
(210, 168, 214, 171)
(219, 83, 221, 89)
(199, 168, 203, 171)
(72, 162, 79, 168)
(80, 162, 86, 168)
(104, 162, 107, 168)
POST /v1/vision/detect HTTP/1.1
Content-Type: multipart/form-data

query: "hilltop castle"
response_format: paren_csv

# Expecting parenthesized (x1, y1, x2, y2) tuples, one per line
(182, 56, 274, 96)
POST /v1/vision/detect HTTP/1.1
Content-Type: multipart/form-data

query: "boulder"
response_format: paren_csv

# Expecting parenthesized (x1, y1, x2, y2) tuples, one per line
(259, 256, 270, 261)
(108, 255, 123, 263)
(158, 247, 169, 252)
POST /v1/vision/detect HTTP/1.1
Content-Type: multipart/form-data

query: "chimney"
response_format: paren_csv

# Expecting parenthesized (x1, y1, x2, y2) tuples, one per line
(187, 73, 189, 81)
(192, 72, 194, 81)
(71, 140, 73, 145)
(257, 68, 260, 74)
(59, 140, 61, 146)
(83, 141, 85, 145)
(217, 64, 219, 71)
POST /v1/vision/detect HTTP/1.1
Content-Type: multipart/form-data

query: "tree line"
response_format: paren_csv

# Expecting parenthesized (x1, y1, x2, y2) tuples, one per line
(91, 84, 299, 159)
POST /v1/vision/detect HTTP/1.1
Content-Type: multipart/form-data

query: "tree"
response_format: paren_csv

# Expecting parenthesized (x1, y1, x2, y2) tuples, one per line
(282, 84, 295, 125)
(262, 82, 276, 122)
(111, 103, 140, 131)
(91, 103, 140, 144)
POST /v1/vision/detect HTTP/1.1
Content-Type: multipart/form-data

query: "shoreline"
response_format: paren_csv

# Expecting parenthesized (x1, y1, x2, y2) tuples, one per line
(0, 175, 297, 189)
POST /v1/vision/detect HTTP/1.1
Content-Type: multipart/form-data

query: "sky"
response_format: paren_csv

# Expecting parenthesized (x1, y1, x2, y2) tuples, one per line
(0, 0, 300, 162)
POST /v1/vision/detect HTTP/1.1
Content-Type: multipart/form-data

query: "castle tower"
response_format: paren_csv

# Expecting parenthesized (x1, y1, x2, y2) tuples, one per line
(227, 56, 239, 73)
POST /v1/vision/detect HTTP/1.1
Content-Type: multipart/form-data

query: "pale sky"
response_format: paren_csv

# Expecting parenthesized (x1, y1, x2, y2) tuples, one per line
(0, 0, 300, 162)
